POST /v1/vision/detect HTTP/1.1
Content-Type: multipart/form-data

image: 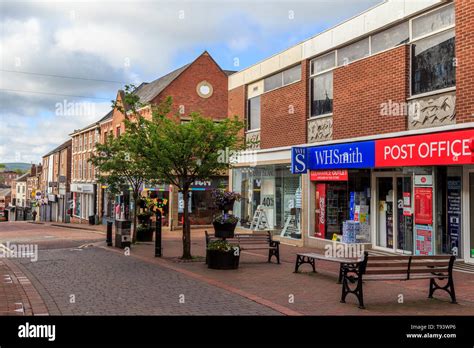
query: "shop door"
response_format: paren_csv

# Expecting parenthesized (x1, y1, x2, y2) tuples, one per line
(376, 177, 394, 249)
(396, 176, 414, 254)
(314, 183, 326, 239)
(468, 172, 474, 263)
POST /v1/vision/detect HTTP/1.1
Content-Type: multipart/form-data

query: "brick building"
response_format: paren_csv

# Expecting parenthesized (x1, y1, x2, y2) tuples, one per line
(39, 140, 72, 222)
(97, 51, 234, 229)
(0, 171, 19, 187)
(228, 0, 474, 263)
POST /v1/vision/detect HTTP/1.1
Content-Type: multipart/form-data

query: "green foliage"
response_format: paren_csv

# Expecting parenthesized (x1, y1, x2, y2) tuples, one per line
(213, 214, 239, 224)
(207, 240, 239, 252)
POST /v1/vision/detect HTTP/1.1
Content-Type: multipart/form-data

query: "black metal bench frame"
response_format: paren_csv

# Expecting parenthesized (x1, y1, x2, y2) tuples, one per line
(294, 253, 361, 283)
(205, 230, 280, 264)
(340, 251, 457, 309)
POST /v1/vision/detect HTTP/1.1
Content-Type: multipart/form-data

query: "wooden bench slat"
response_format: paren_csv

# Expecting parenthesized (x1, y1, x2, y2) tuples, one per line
(365, 269, 410, 275)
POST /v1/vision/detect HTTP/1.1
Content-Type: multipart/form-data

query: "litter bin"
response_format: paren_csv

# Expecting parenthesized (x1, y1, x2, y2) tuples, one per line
(115, 220, 132, 249)
(88, 215, 95, 225)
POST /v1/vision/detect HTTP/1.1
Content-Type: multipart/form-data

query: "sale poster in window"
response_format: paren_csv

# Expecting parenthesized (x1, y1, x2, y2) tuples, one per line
(415, 224, 433, 256)
(414, 187, 433, 225)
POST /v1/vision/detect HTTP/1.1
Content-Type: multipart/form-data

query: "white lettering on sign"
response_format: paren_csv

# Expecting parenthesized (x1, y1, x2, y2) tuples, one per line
(383, 139, 470, 161)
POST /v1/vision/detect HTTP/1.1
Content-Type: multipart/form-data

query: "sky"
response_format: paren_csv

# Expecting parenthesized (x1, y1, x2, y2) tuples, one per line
(0, 0, 381, 164)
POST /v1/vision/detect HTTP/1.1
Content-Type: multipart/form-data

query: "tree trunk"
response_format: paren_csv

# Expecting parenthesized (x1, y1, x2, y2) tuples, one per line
(181, 189, 192, 259)
(132, 191, 138, 244)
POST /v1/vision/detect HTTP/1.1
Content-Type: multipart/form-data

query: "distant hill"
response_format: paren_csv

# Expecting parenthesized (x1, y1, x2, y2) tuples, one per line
(0, 163, 32, 172)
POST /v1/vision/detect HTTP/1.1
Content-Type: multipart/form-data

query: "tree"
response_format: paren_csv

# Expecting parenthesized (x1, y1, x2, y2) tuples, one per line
(139, 98, 245, 259)
(0, 164, 5, 172)
(90, 86, 154, 243)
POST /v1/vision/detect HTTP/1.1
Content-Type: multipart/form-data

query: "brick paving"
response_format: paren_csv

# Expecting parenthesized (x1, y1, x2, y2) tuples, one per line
(2, 221, 474, 316)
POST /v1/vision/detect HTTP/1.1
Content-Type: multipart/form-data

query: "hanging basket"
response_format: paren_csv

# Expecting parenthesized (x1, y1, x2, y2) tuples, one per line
(213, 220, 237, 239)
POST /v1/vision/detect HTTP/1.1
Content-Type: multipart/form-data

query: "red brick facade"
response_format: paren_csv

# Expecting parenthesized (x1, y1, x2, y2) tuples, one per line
(455, 0, 474, 123)
(228, 85, 246, 138)
(260, 61, 309, 149)
(152, 53, 229, 120)
(332, 45, 409, 140)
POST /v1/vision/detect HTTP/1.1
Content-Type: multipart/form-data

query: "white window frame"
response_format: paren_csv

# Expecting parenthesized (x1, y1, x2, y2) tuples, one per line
(309, 51, 336, 119)
(408, 2, 455, 98)
(263, 64, 302, 94)
(246, 95, 261, 132)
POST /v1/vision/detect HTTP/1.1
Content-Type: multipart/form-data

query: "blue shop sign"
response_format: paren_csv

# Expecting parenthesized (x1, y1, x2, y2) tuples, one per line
(291, 141, 375, 174)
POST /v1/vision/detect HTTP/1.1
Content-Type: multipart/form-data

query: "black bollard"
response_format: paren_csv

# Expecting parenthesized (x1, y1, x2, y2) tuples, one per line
(155, 210, 162, 257)
(106, 221, 113, 246)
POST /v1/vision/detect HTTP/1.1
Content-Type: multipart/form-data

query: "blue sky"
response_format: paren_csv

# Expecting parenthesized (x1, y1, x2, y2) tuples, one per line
(0, 0, 381, 163)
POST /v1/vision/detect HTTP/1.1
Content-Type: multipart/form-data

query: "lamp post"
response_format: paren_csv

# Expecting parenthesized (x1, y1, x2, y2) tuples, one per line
(154, 198, 165, 257)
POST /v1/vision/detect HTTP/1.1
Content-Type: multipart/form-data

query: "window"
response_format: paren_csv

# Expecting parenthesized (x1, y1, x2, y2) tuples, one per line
(78, 159, 82, 180)
(311, 51, 335, 74)
(103, 131, 107, 143)
(116, 126, 121, 137)
(412, 3, 454, 40)
(371, 22, 409, 54)
(411, 28, 455, 95)
(83, 157, 87, 179)
(310, 52, 335, 117)
(311, 72, 333, 117)
(89, 132, 93, 149)
(247, 96, 261, 131)
(84, 134, 88, 151)
(79, 137, 82, 152)
(89, 160, 93, 179)
(264, 64, 301, 92)
(337, 37, 369, 66)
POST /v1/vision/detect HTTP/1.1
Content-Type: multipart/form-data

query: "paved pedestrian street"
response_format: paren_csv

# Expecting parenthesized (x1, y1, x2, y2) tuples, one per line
(1, 221, 474, 316)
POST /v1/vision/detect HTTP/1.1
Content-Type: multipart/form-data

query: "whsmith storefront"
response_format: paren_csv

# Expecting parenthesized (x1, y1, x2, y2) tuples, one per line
(292, 128, 474, 262)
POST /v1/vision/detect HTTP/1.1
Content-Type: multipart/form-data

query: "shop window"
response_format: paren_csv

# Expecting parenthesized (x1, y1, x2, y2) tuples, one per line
(411, 3, 454, 41)
(312, 170, 371, 243)
(232, 165, 302, 238)
(337, 37, 369, 66)
(411, 29, 455, 95)
(247, 96, 261, 131)
(371, 21, 409, 54)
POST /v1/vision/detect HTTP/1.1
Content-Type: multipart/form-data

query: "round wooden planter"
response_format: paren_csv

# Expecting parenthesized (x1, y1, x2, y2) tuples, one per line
(213, 221, 237, 239)
(136, 227, 154, 242)
(207, 249, 240, 270)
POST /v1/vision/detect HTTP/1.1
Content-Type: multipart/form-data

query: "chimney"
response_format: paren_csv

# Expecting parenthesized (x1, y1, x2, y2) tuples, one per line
(30, 164, 36, 176)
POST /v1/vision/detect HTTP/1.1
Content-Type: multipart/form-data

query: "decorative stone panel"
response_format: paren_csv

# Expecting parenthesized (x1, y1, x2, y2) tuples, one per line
(307, 116, 333, 143)
(246, 130, 260, 150)
(408, 92, 456, 130)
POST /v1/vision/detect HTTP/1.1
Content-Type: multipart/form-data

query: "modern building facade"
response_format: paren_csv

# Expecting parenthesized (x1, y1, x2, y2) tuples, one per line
(228, 0, 474, 263)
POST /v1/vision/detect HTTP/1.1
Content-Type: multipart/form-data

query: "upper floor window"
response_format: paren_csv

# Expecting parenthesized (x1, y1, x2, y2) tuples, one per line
(263, 65, 301, 92)
(79, 137, 82, 152)
(337, 37, 369, 66)
(410, 4, 455, 96)
(371, 22, 409, 54)
(116, 126, 121, 137)
(310, 52, 335, 117)
(84, 134, 88, 151)
(411, 3, 454, 41)
(247, 96, 261, 131)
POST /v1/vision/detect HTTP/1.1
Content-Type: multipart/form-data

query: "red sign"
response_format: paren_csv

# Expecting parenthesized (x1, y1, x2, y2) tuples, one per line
(375, 129, 474, 167)
(414, 187, 433, 225)
(310, 170, 348, 181)
(315, 183, 326, 239)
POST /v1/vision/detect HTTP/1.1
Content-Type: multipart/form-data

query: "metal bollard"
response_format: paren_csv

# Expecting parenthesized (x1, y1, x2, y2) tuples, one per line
(106, 221, 113, 246)
(155, 210, 162, 257)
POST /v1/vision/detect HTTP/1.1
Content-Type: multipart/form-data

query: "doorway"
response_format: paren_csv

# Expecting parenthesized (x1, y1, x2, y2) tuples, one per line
(465, 169, 474, 264)
(375, 174, 414, 254)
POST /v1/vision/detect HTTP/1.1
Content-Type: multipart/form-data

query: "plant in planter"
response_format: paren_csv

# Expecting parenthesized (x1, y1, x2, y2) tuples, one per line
(207, 240, 240, 270)
(136, 223, 154, 242)
(211, 189, 241, 212)
(213, 213, 239, 239)
(137, 211, 152, 224)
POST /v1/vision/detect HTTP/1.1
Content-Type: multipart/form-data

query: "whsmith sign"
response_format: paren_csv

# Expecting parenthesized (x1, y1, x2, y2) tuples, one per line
(291, 141, 375, 174)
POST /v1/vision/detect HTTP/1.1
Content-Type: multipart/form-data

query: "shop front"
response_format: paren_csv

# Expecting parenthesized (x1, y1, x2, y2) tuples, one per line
(291, 128, 473, 259)
(177, 177, 228, 226)
(71, 183, 96, 223)
(232, 164, 303, 240)
(374, 129, 473, 258)
(292, 141, 375, 246)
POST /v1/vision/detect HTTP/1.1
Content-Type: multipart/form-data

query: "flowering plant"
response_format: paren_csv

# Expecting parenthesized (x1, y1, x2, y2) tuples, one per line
(213, 213, 239, 224)
(207, 239, 239, 252)
(211, 189, 241, 207)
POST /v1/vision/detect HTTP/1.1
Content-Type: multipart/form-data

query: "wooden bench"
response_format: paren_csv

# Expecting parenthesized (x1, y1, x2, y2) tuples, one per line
(294, 253, 362, 283)
(340, 251, 457, 309)
(205, 231, 280, 264)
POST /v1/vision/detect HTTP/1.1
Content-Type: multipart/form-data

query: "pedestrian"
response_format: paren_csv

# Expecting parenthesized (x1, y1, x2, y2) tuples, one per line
(32, 210, 37, 222)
